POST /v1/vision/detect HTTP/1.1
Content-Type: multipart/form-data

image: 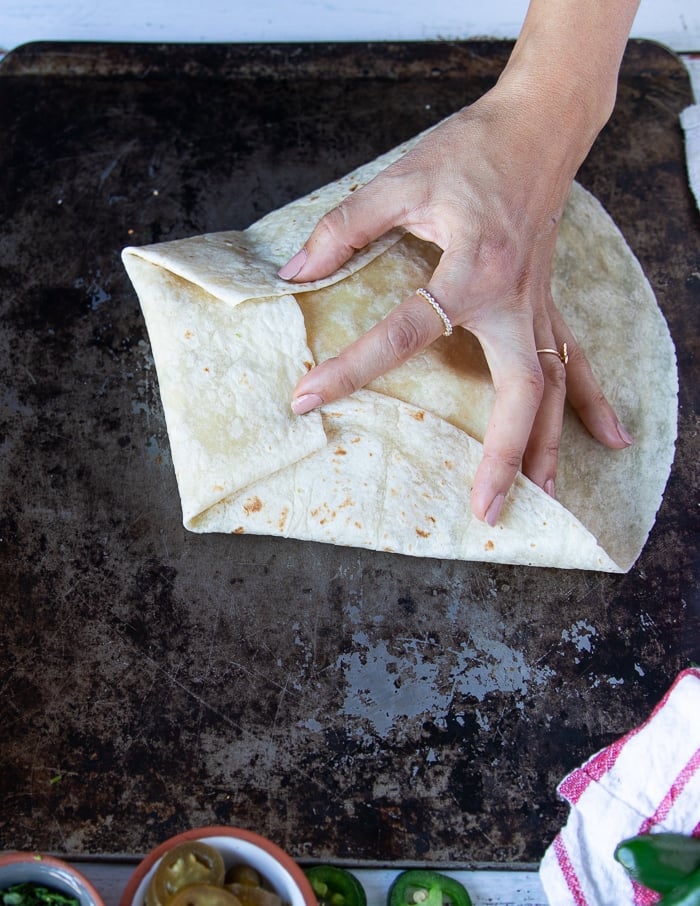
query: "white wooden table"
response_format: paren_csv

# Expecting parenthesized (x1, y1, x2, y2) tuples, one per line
(73, 860, 548, 906)
(0, 0, 699, 53)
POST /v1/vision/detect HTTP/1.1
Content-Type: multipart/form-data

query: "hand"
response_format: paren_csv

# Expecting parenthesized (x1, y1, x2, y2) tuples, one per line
(279, 81, 633, 525)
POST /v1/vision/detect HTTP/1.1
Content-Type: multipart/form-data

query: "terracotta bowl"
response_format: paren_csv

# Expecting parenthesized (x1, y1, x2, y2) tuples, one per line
(119, 826, 316, 906)
(0, 852, 104, 906)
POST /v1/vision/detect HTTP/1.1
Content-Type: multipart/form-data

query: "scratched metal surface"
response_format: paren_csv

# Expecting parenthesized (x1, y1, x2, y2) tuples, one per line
(0, 41, 698, 865)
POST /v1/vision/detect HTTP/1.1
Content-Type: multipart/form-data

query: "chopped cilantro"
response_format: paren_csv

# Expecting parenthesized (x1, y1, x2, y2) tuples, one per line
(1, 883, 80, 906)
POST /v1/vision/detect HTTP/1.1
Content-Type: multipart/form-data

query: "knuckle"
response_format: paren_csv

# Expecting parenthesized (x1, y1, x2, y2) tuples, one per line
(384, 310, 428, 363)
(482, 446, 523, 472)
(519, 362, 546, 410)
(329, 355, 364, 397)
(540, 357, 567, 394)
(316, 200, 369, 252)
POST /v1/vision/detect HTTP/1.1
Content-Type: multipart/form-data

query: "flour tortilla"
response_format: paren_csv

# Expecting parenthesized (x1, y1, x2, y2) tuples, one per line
(122, 127, 677, 571)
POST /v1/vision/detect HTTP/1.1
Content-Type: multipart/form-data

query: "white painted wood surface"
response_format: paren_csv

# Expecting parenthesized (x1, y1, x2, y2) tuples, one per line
(0, 0, 699, 54)
(74, 861, 548, 906)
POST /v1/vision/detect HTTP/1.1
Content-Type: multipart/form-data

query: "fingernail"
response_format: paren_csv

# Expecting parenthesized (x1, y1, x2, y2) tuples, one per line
(291, 392, 323, 415)
(545, 479, 556, 498)
(485, 493, 505, 527)
(278, 248, 307, 280)
(616, 421, 634, 446)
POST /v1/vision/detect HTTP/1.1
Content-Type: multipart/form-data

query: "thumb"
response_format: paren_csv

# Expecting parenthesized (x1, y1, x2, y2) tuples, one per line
(277, 175, 406, 283)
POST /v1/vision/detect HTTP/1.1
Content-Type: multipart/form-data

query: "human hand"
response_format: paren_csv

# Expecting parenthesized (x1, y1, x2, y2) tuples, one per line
(279, 85, 633, 526)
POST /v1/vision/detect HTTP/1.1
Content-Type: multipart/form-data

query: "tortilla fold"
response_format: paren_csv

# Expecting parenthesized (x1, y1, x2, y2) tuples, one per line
(123, 127, 677, 572)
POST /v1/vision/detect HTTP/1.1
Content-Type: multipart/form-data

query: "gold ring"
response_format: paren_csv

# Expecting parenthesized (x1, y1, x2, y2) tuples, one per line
(416, 287, 453, 336)
(536, 342, 569, 366)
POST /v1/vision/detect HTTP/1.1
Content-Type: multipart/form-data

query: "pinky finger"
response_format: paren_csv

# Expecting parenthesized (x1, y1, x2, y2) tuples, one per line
(549, 315, 634, 450)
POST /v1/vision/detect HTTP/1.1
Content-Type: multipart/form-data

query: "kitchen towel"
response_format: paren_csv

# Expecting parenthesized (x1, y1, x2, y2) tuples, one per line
(539, 667, 700, 905)
(681, 104, 700, 211)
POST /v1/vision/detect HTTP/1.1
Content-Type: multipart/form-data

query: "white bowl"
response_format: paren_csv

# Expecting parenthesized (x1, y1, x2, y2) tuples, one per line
(0, 852, 104, 906)
(120, 827, 316, 906)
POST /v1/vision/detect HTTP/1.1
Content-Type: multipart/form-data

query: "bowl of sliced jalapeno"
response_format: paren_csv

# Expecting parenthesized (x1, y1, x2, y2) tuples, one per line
(119, 827, 316, 906)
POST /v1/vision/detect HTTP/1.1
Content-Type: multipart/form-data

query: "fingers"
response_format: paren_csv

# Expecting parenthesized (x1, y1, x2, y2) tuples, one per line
(560, 340, 634, 449)
(278, 175, 407, 283)
(469, 335, 546, 525)
(522, 341, 568, 497)
(291, 290, 447, 415)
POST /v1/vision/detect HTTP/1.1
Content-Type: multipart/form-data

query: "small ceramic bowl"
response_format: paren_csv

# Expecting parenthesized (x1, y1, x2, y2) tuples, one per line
(119, 826, 316, 906)
(0, 852, 104, 906)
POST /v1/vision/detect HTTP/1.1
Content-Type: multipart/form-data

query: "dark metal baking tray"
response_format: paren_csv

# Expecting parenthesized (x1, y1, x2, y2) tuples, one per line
(0, 39, 698, 866)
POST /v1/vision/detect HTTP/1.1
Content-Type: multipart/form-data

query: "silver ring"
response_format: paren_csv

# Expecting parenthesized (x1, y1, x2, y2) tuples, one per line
(416, 287, 453, 337)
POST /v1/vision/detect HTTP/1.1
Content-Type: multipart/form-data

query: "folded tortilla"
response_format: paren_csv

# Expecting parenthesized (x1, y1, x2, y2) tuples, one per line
(122, 128, 677, 572)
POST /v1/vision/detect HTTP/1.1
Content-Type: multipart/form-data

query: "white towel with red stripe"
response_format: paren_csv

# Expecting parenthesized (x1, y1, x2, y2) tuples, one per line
(539, 667, 700, 905)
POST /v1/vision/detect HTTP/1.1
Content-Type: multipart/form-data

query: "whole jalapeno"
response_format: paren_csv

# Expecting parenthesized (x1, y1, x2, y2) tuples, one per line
(614, 833, 700, 894)
(657, 865, 700, 906)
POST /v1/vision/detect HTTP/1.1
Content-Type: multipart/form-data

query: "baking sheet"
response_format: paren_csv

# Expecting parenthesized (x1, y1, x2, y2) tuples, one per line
(0, 39, 698, 865)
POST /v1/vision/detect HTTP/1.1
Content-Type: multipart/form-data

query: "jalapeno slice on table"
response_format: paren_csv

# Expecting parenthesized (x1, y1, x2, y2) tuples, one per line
(388, 870, 472, 906)
(303, 866, 367, 906)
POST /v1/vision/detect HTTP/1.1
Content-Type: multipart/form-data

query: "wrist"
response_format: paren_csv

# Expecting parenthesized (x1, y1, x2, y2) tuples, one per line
(497, 0, 639, 162)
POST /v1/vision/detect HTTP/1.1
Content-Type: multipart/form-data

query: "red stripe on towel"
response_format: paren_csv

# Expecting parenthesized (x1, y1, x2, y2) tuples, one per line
(638, 746, 700, 835)
(554, 834, 589, 906)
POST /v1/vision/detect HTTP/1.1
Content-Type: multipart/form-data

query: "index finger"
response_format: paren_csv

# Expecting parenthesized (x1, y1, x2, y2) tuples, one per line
(280, 172, 410, 284)
(291, 290, 448, 414)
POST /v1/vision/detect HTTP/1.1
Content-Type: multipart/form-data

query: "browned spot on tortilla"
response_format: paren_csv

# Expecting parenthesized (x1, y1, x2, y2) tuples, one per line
(243, 496, 263, 515)
(203, 366, 210, 373)
(212, 484, 225, 493)
(444, 460, 454, 469)
(184, 329, 194, 339)
(349, 183, 359, 192)
(410, 410, 425, 421)
(485, 540, 495, 551)
(354, 521, 362, 529)
(233, 526, 245, 534)
(416, 528, 430, 538)
(278, 508, 289, 531)
(303, 361, 313, 371)
(339, 497, 354, 509)
(334, 446, 347, 456)
(427, 515, 436, 524)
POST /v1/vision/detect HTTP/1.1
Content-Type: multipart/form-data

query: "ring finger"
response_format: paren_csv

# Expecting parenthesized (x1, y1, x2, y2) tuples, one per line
(522, 327, 569, 496)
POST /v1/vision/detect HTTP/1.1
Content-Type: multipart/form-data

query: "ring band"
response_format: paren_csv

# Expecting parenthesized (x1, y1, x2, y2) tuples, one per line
(416, 287, 453, 337)
(536, 342, 569, 366)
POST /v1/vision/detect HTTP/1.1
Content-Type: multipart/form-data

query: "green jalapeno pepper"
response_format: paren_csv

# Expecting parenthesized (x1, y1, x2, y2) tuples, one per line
(303, 866, 366, 906)
(614, 833, 700, 894)
(387, 870, 472, 906)
(657, 865, 700, 906)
